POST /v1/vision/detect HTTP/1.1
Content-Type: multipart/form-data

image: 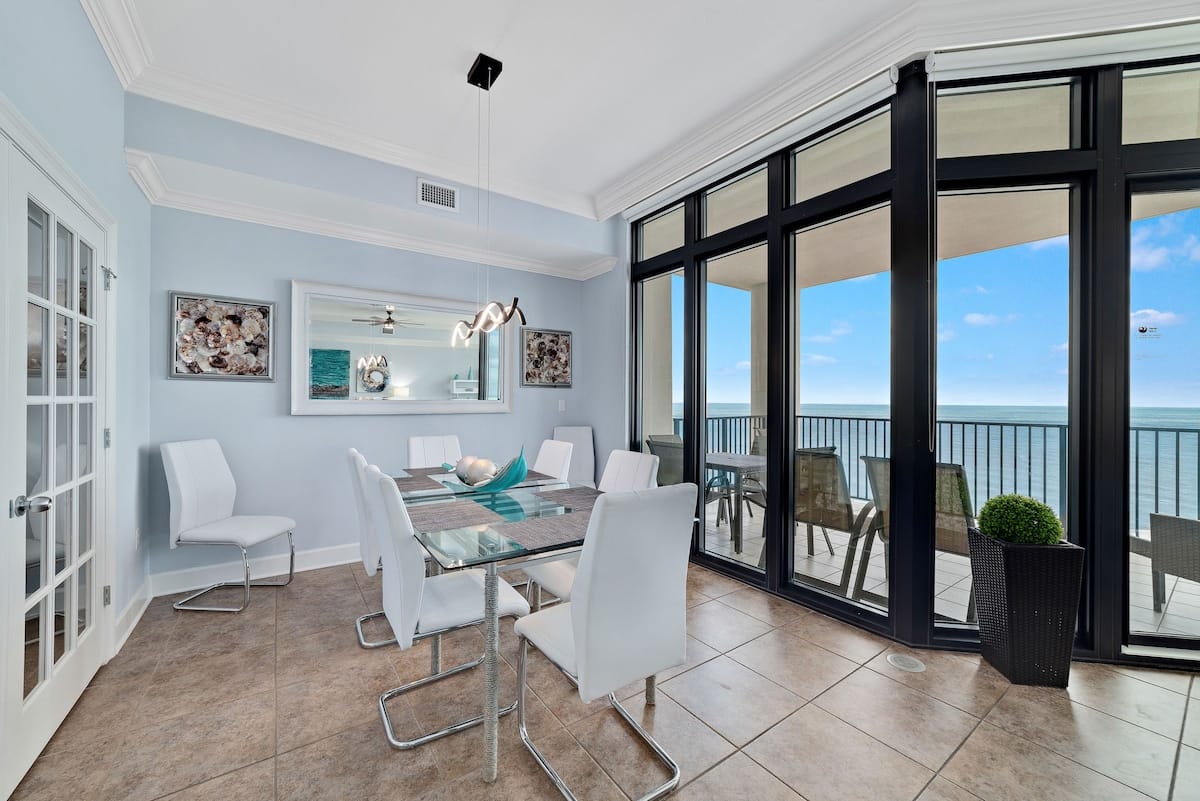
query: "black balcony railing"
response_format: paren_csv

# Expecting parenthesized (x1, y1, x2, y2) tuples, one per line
(670, 414, 1200, 531)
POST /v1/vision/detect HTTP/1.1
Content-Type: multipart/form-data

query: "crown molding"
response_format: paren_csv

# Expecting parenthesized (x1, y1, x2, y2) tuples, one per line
(124, 64, 600, 220)
(594, 7, 921, 219)
(78, 0, 151, 87)
(126, 148, 615, 281)
(595, 0, 1200, 219)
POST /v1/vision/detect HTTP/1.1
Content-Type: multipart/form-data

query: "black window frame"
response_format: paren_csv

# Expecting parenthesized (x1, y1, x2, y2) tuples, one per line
(629, 53, 1200, 669)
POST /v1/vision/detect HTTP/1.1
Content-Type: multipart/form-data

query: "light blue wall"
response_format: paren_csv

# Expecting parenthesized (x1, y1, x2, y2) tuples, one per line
(0, 0, 152, 614)
(578, 242, 631, 463)
(146, 208, 615, 574)
(124, 94, 612, 253)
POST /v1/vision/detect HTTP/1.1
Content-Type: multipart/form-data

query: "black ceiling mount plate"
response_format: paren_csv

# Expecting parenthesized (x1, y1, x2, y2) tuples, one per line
(467, 53, 503, 90)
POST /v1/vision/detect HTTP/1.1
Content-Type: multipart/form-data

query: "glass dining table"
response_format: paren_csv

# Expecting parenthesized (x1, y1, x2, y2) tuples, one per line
(395, 470, 600, 783)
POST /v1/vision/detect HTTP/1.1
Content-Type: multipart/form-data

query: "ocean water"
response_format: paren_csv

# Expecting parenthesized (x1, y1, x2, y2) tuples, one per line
(669, 402, 1200, 529)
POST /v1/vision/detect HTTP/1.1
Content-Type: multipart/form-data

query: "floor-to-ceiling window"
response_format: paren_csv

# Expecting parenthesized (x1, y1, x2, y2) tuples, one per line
(1126, 187, 1200, 643)
(791, 205, 891, 612)
(934, 188, 1072, 627)
(630, 49, 1200, 667)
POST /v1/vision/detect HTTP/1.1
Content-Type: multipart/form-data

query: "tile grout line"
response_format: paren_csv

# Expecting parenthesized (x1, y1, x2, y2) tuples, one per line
(1168, 675, 1191, 801)
(913, 679, 1013, 801)
(800, 663, 957, 775)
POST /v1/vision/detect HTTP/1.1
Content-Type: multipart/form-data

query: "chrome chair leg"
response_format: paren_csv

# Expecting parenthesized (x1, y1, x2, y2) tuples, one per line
(173, 532, 295, 612)
(355, 610, 397, 649)
(518, 637, 680, 801)
(378, 627, 518, 750)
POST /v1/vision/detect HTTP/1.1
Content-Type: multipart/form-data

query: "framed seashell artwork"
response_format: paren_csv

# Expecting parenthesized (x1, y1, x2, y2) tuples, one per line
(169, 291, 276, 380)
(520, 328, 572, 388)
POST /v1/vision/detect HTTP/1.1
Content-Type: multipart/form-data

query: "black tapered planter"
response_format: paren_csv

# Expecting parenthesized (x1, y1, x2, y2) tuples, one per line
(967, 528, 1084, 687)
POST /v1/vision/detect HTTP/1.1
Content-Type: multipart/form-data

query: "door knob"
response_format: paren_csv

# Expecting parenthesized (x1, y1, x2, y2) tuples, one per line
(11, 494, 53, 517)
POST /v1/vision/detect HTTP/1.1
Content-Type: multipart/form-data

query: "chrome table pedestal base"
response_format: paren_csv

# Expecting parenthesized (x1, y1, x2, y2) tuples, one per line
(172, 532, 295, 612)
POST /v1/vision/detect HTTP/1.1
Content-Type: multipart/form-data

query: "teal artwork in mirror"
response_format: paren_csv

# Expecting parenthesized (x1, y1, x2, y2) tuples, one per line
(309, 348, 350, 399)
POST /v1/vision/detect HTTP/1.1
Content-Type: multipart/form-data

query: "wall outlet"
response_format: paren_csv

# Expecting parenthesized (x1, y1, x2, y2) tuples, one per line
(558, 399, 566, 412)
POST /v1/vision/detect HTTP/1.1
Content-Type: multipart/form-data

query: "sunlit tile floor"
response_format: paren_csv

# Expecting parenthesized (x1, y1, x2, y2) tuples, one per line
(702, 500, 1200, 633)
(13, 562, 1200, 801)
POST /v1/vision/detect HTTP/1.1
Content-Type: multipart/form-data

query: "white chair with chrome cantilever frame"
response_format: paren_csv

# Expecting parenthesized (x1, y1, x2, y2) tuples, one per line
(407, 435, 462, 469)
(369, 464, 531, 749)
(160, 439, 295, 612)
(348, 448, 396, 648)
(523, 449, 660, 607)
(514, 483, 697, 801)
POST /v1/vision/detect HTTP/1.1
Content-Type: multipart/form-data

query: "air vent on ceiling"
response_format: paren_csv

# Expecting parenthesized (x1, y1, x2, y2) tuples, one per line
(417, 178, 459, 212)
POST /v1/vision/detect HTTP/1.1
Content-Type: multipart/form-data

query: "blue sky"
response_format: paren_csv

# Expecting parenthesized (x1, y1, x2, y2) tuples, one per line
(672, 206, 1199, 409)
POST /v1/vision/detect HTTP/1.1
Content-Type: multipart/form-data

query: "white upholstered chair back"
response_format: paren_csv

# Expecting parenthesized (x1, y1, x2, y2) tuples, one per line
(370, 465, 428, 650)
(532, 440, 573, 481)
(347, 449, 382, 576)
(570, 483, 697, 702)
(598, 450, 659, 492)
(553, 425, 595, 486)
(407, 435, 463, 469)
(161, 439, 238, 546)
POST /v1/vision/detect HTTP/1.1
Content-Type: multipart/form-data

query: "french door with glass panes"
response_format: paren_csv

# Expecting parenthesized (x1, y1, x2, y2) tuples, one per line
(1, 145, 109, 797)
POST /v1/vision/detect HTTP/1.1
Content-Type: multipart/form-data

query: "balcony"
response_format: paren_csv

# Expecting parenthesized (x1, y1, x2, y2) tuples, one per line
(687, 413, 1200, 633)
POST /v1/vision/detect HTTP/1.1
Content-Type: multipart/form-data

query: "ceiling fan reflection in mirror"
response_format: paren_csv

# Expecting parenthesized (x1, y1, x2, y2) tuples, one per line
(350, 305, 424, 335)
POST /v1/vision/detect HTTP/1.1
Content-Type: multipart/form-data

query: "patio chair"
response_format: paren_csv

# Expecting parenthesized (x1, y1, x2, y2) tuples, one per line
(795, 448, 852, 557)
(646, 434, 732, 526)
(854, 456, 977, 621)
(1149, 514, 1200, 613)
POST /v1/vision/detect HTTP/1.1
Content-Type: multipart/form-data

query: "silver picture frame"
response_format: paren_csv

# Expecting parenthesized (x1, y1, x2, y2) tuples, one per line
(168, 291, 276, 381)
(520, 327, 572, 388)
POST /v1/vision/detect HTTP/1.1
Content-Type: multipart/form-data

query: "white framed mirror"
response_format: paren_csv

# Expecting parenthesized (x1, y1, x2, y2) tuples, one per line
(290, 280, 512, 415)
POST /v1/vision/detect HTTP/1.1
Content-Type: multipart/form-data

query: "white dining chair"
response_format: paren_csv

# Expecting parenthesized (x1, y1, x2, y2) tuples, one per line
(369, 464, 531, 749)
(532, 439, 573, 481)
(348, 449, 396, 648)
(514, 483, 697, 801)
(523, 449, 661, 605)
(160, 439, 295, 612)
(407, 435, 462, 469)
(553, 425, 595, 487)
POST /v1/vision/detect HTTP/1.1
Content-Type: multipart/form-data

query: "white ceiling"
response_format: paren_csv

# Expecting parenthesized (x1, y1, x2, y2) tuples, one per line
(84, 0, 1200, 220)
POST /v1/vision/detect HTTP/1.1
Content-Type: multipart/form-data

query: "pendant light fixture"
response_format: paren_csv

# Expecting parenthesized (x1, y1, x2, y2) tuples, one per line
(452, 53, 526, 346)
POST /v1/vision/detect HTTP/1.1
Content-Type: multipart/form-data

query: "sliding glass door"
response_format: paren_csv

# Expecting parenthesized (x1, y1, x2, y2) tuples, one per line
(1127, 186, 1200, 645)
(790, 206, 891, 613)
(934, 187, 1072, 627)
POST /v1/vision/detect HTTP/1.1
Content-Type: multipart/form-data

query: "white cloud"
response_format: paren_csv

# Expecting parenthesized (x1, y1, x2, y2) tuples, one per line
(1052, 342, 1069, 354)
(964, 312, 999, 326)
(802, 320, 852, 344)
(1130, 308, 1182, 328)
(1029, 235, 1068, 251)
(938, 327, 957, 343)
(735, 360, 752, 370)
(1131, 227, 1171, 271)
(1056, 368, 1069, 376)
(803, 354, 838, 366)
(1185, 234, 1200, 262)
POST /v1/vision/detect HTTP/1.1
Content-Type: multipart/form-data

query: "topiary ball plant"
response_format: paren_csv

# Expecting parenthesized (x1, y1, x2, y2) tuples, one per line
(977, 494, 1064, 545)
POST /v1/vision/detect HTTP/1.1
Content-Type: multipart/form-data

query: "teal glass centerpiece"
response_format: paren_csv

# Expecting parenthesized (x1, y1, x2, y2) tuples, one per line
(473, 448, 527, 494)
(440, 448, 528, 494)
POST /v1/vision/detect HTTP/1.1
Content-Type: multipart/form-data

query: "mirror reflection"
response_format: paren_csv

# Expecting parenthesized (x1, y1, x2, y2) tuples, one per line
(305, 292, 502, 404)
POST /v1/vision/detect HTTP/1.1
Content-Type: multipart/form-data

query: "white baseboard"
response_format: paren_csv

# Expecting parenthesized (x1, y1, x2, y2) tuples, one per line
(148, 542, 361, 598)
(113, 580, 150, 656)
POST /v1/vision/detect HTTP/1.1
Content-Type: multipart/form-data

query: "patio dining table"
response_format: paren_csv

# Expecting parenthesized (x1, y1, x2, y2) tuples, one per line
(397, 478, 601, 783)
(706, 451, 767, 554)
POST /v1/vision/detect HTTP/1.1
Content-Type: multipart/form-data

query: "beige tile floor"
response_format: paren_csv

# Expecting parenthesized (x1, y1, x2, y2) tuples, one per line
(13, 561, 1200, 801)
(703, 501, 1200, 632)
